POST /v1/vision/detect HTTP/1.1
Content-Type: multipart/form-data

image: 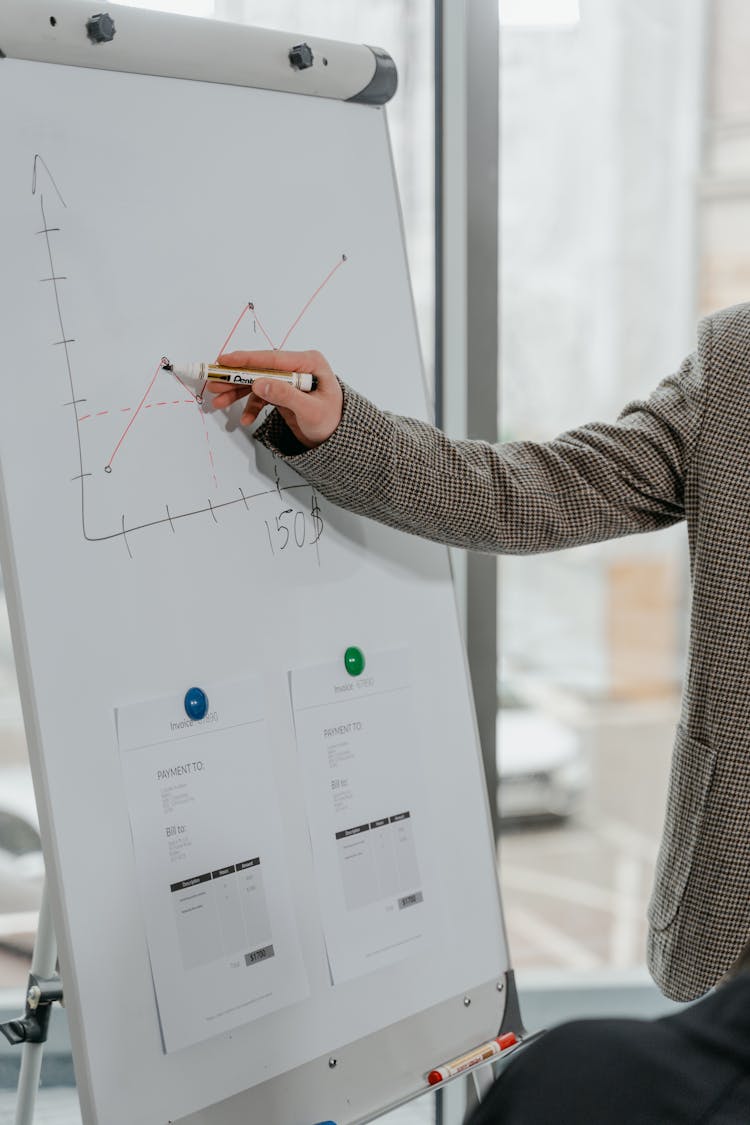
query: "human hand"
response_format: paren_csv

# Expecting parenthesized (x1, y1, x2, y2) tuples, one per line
(208, 349, 343, 449)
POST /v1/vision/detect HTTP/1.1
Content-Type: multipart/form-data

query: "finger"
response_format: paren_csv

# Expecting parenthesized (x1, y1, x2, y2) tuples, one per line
(239, 398, 267, 426)
(206, 385, 245, 409)
(205, 383, 268, 409)
(206, 384, 255, 410)
(248, 378, 327, 432)
(246, 378, 307, 414)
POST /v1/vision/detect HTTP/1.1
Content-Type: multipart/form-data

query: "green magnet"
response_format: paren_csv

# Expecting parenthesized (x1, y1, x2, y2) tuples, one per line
(344, 646, 366, 677)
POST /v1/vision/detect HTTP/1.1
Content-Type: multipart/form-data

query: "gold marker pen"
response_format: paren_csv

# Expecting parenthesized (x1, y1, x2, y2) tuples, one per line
(165, 361, 318, 393)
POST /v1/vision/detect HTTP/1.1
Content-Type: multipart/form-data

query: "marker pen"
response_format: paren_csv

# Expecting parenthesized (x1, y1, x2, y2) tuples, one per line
(166, 361, 317, 394)
(427, 1032, 517, 1085)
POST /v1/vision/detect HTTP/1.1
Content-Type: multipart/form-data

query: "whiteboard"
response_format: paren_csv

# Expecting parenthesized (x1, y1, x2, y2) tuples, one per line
(0, 33, 510, 1125)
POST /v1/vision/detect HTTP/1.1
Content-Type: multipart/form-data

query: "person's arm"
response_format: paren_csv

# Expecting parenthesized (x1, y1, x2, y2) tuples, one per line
(209, 339, 705, 555)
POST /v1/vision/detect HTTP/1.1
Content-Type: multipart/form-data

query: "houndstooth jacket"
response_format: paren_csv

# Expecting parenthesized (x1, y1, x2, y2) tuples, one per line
(255, 302, 750, 1003)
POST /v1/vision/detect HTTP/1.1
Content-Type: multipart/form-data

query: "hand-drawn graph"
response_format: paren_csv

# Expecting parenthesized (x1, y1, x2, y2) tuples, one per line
(32, 155, 347, 559)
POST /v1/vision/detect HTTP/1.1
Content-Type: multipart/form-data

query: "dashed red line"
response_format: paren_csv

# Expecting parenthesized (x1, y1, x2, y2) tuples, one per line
(79, 400, 195, 422)
(201, 412, 218, 489)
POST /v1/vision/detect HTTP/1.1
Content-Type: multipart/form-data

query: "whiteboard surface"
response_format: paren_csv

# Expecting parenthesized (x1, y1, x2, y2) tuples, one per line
(0, 58, 508, 1125)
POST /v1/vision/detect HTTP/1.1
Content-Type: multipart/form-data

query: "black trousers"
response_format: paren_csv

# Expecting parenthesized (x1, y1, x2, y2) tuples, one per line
(466, 973, 750, 1125)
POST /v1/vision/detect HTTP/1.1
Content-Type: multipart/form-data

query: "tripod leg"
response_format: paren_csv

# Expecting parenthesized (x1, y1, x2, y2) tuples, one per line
(470, 1064, 496, 1105)
(14, 880, 58, 1125)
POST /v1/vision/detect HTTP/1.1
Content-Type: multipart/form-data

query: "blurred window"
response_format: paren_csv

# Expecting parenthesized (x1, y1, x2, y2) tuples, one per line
(497, 0, 705, 977)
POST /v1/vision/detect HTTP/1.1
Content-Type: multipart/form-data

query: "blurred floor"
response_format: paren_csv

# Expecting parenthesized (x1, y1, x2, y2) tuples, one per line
(0, 1087, 81, 1124)
(500, 697, 678, 970)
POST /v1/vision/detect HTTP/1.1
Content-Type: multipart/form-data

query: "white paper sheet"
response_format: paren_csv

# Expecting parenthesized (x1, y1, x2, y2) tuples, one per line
(117, 676, 308, 1052)
(290, 648, 435, 984)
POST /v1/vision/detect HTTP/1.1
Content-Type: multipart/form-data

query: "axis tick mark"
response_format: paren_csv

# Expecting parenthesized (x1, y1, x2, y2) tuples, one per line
(121, 516, 133, 559)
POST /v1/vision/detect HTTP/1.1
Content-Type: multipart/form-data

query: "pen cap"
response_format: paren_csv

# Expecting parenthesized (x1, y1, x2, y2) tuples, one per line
(168, 361, 204, 390)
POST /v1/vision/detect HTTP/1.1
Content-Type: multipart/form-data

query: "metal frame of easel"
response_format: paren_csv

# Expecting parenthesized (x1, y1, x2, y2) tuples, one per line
(2, 888, 532, 1125)
(0, 883, 63, 1125)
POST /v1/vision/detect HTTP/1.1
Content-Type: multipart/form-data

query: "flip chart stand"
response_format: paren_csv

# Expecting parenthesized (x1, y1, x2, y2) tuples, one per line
(0, 882, 63, 1125)
(0, 3, 516, 1120)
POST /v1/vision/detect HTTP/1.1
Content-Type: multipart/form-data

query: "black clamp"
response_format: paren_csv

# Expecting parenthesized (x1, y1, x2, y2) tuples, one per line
(289, 42, 314, 70)
(0, 973, 63, 1046)
(86, 13, 117, 44)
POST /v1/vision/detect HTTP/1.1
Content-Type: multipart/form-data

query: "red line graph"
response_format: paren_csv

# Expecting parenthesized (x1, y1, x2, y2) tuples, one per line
(279, 255, 347, 350)
(104, 357, 164, 473)
(216, 302, 253, 359)
(250, 306, 275, 350)
(102, 252, 347, 473)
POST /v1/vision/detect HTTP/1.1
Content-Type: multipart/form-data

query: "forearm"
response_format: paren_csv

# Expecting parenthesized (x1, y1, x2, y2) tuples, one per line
(253, 355, 703, 555)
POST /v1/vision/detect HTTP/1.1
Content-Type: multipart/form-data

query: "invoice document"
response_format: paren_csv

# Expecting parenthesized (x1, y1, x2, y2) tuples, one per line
(290, 647, 435, 984)
(117, 676, 308, 1052)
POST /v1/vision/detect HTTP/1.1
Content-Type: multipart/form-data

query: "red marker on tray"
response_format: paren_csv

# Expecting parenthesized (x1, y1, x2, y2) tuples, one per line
(427, 1032, 518, 1085)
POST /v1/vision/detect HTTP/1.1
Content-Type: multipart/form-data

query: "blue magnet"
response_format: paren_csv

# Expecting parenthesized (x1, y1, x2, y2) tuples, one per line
(184, 686, 208, 721)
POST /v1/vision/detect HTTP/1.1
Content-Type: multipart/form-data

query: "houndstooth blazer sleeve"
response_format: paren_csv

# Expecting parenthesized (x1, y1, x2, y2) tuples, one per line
(253, 351, 704, 554)
(255, 306, 750, 1003)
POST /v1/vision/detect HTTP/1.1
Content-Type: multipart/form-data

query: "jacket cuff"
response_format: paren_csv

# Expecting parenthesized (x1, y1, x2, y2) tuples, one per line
(253, 382, 387, 478)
